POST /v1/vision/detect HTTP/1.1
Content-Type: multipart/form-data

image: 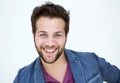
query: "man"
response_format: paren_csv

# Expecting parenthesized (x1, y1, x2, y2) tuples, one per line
(14, 2, 120, 83)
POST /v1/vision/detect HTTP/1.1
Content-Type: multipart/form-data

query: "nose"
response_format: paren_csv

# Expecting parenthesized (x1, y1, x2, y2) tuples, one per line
(45, 37, 55, 47)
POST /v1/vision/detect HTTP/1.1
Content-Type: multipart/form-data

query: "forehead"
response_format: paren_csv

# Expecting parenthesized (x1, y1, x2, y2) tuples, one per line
(36, 17, 65, 32)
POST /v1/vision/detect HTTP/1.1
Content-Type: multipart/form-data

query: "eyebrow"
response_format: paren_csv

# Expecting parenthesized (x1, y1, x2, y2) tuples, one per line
(37, 31, 47, 33)
(55, 31, 64, 34)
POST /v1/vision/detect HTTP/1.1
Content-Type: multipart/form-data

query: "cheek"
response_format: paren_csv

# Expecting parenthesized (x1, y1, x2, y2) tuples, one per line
(34, 37, 43, 46)
(57, 38, 66, 46)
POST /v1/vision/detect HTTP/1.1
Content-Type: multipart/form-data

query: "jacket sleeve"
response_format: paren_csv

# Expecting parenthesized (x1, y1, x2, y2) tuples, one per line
(94, 53, 120, 83)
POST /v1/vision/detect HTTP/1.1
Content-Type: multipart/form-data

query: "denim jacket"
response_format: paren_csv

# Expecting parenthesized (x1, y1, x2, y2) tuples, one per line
(13, 49, 120, 83)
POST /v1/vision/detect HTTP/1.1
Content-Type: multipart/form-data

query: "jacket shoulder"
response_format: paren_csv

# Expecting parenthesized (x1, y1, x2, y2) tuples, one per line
(65, 49, 98, 60)
(13, 58, 39, 83)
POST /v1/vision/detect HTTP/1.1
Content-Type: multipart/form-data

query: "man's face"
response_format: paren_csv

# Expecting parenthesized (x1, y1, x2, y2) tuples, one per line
(34, 17, 67, 64)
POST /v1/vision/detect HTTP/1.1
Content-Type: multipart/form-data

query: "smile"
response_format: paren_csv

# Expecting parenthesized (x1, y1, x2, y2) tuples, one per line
(43, 48, 57, 53)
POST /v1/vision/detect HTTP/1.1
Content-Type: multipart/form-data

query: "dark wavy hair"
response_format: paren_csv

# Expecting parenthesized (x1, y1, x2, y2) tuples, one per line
(31, 2, 70, 35)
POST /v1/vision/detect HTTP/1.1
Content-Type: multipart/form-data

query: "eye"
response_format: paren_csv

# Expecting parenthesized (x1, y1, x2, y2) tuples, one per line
(56, 34, 62, 37)
(54, 33, 63, 38)
(39, 34, 47, 38)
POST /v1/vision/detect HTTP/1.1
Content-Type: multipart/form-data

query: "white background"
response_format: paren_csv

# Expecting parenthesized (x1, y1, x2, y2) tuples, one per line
(0, 0, 120, 83)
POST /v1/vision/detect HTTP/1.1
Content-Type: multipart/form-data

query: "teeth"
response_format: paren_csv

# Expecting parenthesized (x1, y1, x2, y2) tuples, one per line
(44, 49, 56, 53)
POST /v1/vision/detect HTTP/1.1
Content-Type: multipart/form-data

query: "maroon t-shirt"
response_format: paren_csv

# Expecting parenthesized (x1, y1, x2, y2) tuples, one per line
(42, 64, 75, 83)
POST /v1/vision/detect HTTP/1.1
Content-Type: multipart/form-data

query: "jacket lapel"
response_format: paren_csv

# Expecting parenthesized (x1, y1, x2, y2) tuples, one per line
(69, 61, 85, 83)
(34, 58, 45, 83)
(65, 49, 85, 83)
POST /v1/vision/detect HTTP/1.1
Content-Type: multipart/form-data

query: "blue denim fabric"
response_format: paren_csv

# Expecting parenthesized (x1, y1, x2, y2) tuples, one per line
(13, 49, 120, 83)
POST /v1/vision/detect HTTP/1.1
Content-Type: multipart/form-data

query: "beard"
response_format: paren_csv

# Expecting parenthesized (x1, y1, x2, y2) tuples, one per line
(34, 41, 66, 64)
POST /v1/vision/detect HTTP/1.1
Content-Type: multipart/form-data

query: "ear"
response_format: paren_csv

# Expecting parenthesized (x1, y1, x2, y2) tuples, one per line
(32, 31, 35, 37)
(66, 32, 69, 37)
